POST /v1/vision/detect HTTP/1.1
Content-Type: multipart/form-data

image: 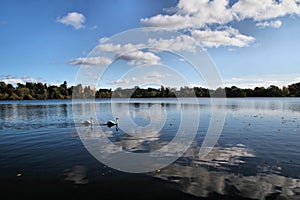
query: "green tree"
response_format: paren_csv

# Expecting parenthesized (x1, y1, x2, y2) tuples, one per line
(225, 86, 246, 97)
(282, 86, 289, 97)
(83, 86, 95, 98)
(16, 87, 30, 99)
(267, 85, 282, 97)
(59, 81, 69, 98)
(253, 87, 266, 97)
(72, 84, 84, 99)
(288, 82, 300, 97)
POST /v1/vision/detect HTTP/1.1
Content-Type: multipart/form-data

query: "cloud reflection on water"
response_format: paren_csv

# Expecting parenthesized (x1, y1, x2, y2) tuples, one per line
(75, 122, 300, 199)
(151, 144, 300, 200)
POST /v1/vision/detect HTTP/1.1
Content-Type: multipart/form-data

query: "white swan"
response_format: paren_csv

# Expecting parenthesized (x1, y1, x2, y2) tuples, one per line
(83, 117, 93, 126)
(106, 117, 119, 127)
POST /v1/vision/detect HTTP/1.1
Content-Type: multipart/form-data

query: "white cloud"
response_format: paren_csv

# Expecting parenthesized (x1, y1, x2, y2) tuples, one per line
(140, 0, 300, 48)
(91, 29, 252, 57)
(1, 76, 23, 85)
(142, 0, 300, 29)
(232, 0, 300, 21)
(118, 51, 160, 66)
(147, 35, 197, 52)
(223, 73, 300, 89)
(98, 36, 197, 53)
(68, 56, 112, 66)
(95, 36, 197, 66)
(96, 43, 145, 54)
(141, 14, 194, 30)
(1, 75, 46, 85)
(256, 20, 282, 28)
(107, 71, 166, 87)
(70, 42, 160, 67)
(96, 42, 160, 66)
(191, 27, 255, 48)
(98, 37, 110, 44)
(107, 77, 137, 85)
(57, 12, 86, 30)
(177, 0, 234, 23)
(141, 0, 233, 30)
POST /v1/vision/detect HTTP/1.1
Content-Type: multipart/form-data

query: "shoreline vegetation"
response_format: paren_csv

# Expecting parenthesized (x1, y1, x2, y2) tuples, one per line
(0, 81, 300, 100)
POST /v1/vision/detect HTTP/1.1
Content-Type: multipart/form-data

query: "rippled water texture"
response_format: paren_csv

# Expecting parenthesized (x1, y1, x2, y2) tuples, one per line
(1, 98, 300, 199)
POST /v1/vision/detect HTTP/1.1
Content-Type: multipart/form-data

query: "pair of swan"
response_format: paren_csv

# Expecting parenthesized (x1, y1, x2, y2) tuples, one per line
(84, 117, 119, 128)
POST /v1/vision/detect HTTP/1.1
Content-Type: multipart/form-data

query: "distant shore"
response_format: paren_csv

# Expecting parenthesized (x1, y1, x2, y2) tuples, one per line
(1, 81, 300, 100)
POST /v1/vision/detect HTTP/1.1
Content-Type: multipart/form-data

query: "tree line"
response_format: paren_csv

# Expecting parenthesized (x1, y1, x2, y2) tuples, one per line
(0, 81, 300, 100)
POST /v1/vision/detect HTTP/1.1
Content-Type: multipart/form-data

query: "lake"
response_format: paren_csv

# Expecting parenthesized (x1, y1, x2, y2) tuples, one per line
(1, 98, 300, 199)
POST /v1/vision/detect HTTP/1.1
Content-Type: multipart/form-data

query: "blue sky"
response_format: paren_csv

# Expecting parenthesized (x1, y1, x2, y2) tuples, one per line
(1, 0, 300, 89)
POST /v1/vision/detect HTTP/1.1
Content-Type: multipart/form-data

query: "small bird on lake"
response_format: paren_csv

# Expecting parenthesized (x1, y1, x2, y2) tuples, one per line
(83, 117, 93, 126)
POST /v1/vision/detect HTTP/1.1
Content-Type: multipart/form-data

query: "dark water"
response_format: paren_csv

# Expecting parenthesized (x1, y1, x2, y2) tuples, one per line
(1, 98, 300, 199)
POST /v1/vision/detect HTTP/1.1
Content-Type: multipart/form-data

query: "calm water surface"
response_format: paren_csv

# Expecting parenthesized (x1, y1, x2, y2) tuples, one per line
(1, 98, 300, 199)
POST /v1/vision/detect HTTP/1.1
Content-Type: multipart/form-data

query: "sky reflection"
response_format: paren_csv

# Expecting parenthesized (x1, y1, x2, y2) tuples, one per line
(151, 144, 300, 200)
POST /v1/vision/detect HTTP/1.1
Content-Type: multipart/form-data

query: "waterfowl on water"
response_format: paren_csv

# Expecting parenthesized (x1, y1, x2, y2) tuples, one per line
(84, 117, 93, 125)
(106, 117, 119, 127)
